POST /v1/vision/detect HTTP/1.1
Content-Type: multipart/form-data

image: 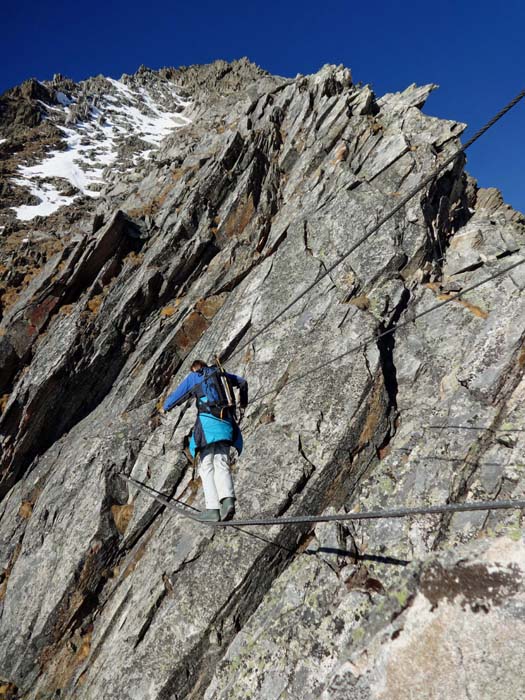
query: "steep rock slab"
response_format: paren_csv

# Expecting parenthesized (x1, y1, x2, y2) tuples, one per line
(1, 60, 523, 699)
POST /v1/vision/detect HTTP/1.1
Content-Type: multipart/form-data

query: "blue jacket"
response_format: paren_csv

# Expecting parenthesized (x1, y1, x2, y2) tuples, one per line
(163, 366, 247, 456)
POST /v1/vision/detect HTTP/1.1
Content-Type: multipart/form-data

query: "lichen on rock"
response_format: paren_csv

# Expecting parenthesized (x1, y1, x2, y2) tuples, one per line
(0, 59, 524, 699)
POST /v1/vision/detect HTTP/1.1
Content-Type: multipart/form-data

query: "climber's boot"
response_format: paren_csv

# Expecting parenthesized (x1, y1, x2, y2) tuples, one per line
(220, 497, 236, 521)
(197, 509, 220, 523)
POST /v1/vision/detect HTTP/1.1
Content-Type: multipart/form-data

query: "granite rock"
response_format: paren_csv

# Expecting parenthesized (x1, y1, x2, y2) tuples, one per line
(0, 60, 524, 699)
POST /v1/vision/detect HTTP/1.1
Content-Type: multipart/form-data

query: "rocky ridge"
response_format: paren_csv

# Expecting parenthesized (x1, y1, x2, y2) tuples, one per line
(0, 63, 198, 317)
(0, 59, 524, 699)
(0, 66, 189, 223)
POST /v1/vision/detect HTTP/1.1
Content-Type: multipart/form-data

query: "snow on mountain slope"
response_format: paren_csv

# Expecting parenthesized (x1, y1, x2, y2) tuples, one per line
(5, 71, 191, 221)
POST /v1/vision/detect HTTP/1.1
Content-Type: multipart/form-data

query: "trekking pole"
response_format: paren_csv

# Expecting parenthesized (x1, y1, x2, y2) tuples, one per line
(215, 354, 238, 420)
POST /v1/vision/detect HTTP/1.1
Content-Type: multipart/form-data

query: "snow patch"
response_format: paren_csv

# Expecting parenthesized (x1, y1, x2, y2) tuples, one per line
(13, 177, 82, 221)
(11, 76, 190, 221)
(12, 127, 112, 220)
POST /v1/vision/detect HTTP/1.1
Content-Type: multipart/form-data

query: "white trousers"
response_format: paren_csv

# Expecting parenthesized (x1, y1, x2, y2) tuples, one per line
(199, 443, 235, 510)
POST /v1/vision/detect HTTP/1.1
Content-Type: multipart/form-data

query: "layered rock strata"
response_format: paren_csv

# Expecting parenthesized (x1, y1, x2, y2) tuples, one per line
(0, 60, 524, 699)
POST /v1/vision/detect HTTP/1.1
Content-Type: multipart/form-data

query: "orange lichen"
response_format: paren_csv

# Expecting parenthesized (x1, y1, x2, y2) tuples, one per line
(59, 303, 75, 316)
(436, 292, 488, 319)
(160, 298, 184, 318)
(37, 628, 93, 695)
(75, 632, 92, 663)
(455, 299, 489, 319)
(179, 478, 200, 507)
(22, 269, 40, 286)
(0, 681, 18, 699)
(358, 378, 385, 447)
(124, 250, 144, 266)
(348, 295, 370, 311)
(333, 142, 348, 163)
(111, 503, 134, 535)
(195, 294, 226, 320)
(18, 501, 33, 519)
(87, 294, 104, 315)
(174, 311, 209, 351)
(223, 195, 255, 238)
(123, 543, 148, 578)
(0, 287, 19, 312)
(425, 284, 489, 319)
(160, 306, 178, 318)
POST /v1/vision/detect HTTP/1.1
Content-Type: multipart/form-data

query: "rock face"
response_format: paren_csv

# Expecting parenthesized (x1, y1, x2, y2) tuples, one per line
(0, 59, 524, 699)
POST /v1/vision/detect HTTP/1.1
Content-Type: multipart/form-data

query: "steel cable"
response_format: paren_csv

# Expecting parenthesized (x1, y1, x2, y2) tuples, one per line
(245, 255, 525, 405)
(227, 89, 525, 363)
(123, 475, 525, 528)
(75, 92, 525, 535)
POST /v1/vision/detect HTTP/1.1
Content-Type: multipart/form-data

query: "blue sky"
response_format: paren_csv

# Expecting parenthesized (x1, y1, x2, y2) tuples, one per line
(3, 0, 524, 211)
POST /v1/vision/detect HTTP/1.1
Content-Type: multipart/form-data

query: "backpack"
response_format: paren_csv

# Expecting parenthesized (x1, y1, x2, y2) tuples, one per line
(196, 364, 236, 420)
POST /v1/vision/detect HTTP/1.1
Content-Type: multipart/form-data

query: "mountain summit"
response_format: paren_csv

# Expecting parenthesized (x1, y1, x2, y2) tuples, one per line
(0, 60, 524, 700)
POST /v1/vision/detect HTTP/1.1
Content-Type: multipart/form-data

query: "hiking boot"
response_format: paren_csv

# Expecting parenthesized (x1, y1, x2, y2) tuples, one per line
(220, 497, 236, 521)
(197, 509, 220, 522)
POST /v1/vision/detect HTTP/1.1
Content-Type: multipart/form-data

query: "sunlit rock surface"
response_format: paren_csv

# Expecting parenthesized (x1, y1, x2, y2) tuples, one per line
(0, 59, 524, 699)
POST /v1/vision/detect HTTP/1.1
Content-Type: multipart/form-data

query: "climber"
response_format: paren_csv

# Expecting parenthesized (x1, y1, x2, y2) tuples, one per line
(161, 359, 248, 522)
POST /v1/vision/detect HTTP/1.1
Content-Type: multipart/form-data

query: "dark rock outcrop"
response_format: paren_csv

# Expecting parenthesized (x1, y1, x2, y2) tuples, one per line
(0, 60, 524, 699)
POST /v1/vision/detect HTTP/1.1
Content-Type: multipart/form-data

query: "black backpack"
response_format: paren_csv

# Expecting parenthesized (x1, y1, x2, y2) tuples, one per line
(196, 363, 236, 420)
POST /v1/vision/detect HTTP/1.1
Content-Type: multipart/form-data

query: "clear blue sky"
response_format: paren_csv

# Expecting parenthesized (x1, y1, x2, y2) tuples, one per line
(3, 0, 525, 211)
